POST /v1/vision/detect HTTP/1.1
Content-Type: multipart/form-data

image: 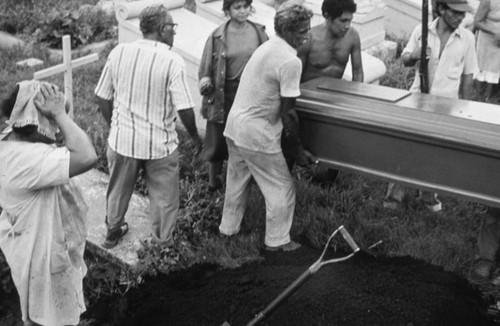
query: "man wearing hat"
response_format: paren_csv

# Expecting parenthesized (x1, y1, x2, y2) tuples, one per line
(383, 0, 478, 212)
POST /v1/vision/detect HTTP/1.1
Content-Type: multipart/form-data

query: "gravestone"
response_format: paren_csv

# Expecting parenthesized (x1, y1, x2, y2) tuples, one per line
(195, 0, 387, 83)
(75, 169, 149, 269)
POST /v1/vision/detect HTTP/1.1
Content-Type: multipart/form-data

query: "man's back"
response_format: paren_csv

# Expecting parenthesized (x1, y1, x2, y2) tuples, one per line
(224, 36, 301, 154)
(95, 39, 194, 159)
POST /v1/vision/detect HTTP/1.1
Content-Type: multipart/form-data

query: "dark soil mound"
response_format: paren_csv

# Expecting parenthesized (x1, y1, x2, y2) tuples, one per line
(83, 246, 495, 326)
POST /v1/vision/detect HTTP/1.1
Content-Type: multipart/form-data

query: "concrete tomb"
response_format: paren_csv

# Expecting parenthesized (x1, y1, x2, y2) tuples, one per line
(195, 0, 386, 84)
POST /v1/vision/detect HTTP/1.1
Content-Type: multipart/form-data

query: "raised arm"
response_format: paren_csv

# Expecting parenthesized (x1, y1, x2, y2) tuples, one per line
(35, 83, 97, 177)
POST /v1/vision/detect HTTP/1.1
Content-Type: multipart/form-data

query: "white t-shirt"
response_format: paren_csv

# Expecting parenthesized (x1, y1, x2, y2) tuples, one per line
(403, 19, 478, 98)
(224, 36, 302, 154)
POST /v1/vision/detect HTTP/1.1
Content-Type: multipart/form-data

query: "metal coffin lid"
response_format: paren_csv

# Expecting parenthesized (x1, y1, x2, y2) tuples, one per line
(297, 77, 500, 154)
(296, 77, 500, 207)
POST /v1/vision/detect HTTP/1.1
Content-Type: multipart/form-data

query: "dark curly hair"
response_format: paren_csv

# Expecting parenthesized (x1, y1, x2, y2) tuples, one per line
(274, 4, 313, 36)
(222, 0, 254, 16)
(321, 0, 357, 20)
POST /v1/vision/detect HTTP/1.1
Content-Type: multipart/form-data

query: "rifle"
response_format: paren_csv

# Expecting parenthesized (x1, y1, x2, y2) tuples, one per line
(419, 0, 429, 94)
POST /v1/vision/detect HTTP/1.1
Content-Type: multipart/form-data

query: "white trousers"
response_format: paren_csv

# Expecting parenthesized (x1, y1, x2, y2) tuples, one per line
(220, 139, 295, 247)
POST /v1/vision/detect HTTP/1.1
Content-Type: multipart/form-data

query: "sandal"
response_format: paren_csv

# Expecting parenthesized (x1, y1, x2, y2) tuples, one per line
(265, 241, 301, 252)
(102, 222, 129, 249)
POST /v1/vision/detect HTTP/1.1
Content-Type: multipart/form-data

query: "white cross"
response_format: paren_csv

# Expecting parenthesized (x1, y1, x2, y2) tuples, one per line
(34, 35, 99, 117)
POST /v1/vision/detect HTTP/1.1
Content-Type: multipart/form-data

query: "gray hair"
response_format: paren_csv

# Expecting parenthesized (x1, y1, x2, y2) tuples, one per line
(274, 3, 313, 36)
(139, 5, 169, 35)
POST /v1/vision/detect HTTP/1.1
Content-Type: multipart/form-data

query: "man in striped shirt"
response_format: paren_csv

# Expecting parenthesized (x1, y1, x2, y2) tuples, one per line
(95, 5, 202, 249)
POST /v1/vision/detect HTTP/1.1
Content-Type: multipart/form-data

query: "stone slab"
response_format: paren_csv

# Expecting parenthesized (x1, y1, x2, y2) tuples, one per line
(0, 31, 25, 50)
(16, 58, 44, 68)
(73, 169, 150, 269)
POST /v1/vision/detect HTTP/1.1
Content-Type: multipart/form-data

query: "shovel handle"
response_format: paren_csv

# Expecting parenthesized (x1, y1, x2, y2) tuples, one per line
(246, 268, 314, 326)
(339, 226, 360, 253)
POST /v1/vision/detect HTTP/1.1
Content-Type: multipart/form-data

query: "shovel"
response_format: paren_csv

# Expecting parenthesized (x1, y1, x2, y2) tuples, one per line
(222, 225, 361, 326)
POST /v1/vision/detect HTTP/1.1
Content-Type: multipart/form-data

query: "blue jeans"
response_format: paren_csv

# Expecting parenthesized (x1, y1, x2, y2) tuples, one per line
(106, 147, 179, 245)
(220, 139, 295, 247)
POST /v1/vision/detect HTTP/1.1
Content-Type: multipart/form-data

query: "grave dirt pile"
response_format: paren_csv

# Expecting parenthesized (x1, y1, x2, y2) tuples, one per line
(82, 246, 494, 326)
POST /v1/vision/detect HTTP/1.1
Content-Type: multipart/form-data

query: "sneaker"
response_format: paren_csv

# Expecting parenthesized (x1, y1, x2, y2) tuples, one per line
(424, 199, 442, 213)
(470, 259, 495, 284)
(102, 223, 129, 249)
(265, 241, 301, 252)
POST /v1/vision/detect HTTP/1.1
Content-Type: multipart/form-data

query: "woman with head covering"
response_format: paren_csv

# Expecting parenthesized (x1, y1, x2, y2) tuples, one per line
(198, 0, 268, 192)
(0, 81, 97, 326)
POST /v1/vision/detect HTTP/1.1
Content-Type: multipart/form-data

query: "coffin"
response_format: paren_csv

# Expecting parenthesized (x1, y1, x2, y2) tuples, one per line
(297, 77, 500, 207)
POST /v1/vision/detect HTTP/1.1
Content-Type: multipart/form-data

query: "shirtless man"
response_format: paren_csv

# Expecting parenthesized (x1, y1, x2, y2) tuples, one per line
(298, 0, 363, 83)
(282, 0, 363, 177)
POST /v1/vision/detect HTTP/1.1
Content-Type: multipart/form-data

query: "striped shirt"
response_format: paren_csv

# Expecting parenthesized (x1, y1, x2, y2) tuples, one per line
(95, 39, 194, 159)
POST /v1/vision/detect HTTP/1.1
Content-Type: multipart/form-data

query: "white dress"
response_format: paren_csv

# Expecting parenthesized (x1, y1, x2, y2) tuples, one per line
(476, 0, 500, 83)
(0, 138, 87, 326)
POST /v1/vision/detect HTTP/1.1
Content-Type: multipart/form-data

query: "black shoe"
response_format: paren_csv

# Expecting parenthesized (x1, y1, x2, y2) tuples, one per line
(208, 183, 222, 193)
(102, 223, 129, 249)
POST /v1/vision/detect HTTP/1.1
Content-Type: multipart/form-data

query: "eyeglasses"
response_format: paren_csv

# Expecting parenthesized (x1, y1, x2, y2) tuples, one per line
(163, 23, 178, 32)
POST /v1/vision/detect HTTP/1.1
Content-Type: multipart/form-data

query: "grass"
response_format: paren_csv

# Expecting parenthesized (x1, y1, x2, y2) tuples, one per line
(1, 0, 499, 306)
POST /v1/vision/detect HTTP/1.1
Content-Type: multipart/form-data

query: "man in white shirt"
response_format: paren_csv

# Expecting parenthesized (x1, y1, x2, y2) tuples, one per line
(383, 0, 477, 212)
(95, 5, 202, 249)
(220, 3, 316, 251)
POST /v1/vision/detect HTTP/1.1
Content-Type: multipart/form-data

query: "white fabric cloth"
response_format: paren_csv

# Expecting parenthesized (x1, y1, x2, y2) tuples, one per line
(224, 36, 302, 154)
(8, 80, 58, 141)
(0, 139, 87, 326)
(403, 19, 478, 98)
(95, 39, 195, 160)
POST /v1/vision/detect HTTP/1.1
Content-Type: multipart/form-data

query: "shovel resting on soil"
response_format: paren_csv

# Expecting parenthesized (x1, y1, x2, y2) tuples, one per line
(221, 225, 361, 326)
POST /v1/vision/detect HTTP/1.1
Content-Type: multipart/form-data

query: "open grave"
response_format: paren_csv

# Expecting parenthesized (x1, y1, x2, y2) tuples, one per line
(81, 248, 495, 325)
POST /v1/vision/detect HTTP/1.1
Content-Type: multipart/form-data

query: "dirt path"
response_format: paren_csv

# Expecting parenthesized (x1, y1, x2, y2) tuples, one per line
(80, 246, 495, 326)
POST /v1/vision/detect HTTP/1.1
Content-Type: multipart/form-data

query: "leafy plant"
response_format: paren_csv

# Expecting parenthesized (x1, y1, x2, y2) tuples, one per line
(34, 6, 116, 49)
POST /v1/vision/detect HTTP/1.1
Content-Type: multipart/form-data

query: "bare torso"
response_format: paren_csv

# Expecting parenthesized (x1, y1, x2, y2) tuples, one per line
(298, 23, 362, 83)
